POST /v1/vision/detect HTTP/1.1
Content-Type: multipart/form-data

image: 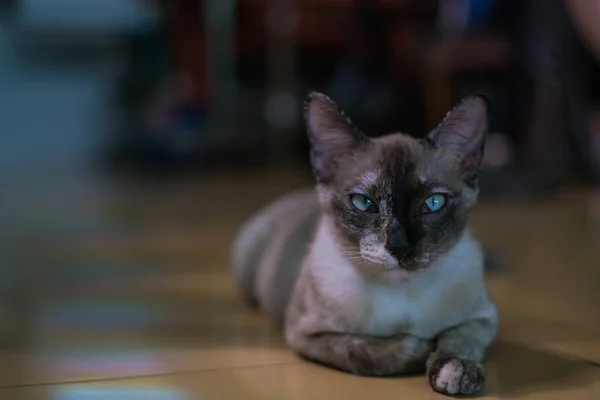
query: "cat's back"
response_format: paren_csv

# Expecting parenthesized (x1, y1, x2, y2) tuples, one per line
(231, 188, 321, 325)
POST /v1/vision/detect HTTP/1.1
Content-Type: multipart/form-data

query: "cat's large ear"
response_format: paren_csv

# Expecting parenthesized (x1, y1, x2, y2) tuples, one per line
(304, 92, 366, 183)
(426, 95, 490, 185)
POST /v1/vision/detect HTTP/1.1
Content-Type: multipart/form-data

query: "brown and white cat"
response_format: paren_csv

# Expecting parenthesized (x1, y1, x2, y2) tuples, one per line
(231, 92, 498, 396)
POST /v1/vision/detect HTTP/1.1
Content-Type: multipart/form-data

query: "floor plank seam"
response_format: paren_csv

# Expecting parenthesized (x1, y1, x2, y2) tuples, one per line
(0, 360, 300, 390)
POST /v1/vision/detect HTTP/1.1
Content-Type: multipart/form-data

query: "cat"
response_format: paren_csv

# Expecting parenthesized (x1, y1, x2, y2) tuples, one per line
(231, 92, 498, 396)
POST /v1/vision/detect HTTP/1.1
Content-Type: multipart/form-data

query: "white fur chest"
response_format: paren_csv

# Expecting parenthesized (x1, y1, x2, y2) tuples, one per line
(358, 267, 479, 339)
(309, 223, 489, 340)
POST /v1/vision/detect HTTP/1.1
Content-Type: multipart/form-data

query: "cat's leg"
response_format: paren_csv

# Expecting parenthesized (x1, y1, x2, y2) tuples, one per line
(426, 317, 497, 396)
(286, 331, 434, 376)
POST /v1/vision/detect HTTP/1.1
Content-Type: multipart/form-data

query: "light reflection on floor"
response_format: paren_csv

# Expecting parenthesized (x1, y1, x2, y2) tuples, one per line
(36, 302, 165, 331)
(52, 387, 189, 400)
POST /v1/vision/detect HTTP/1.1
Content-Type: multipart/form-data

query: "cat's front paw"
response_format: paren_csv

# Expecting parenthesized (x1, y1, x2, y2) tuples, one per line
(426, 355, 484, 396)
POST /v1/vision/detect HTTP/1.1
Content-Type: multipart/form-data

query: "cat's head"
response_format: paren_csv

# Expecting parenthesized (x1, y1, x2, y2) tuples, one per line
(304, 92, 489, 280)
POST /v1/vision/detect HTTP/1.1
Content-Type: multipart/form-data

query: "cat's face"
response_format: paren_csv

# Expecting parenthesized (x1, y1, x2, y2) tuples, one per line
(304, 92, 489, 280)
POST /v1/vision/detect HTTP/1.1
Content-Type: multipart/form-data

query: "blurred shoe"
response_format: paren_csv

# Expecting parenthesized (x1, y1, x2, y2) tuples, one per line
(140, 73, 207, 166)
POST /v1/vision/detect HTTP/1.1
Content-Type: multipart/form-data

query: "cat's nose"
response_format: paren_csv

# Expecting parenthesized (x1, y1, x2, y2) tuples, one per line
(386, 231, 413, 259)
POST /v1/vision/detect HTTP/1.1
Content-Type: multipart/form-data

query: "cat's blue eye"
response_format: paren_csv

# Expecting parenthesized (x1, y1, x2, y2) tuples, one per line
(423, 194, 447, 213)
(350, 194, 376, 212)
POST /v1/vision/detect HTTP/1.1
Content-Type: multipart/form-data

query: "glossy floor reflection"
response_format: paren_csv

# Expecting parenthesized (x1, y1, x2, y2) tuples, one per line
(0, 169, 599, 399)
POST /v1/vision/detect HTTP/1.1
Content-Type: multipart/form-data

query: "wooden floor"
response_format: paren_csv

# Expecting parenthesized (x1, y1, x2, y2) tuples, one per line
(0, 168, 599, 399)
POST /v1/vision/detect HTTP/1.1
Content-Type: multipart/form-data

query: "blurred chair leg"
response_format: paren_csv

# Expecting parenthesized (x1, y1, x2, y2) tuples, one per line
(519, 0, 576, 185)
(264, 0, 298, 164)
(205, 0, 238, 150)
(424, 47, 452, 131)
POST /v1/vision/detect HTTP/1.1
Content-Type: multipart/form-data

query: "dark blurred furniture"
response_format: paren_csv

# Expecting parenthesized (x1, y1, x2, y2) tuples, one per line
(237, 0, 436, 58)
(232, 0, 439, 162)
(422, 35, 512, 129)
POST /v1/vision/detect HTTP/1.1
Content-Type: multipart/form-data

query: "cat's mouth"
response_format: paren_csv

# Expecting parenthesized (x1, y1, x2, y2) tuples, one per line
(360, 254, 399, 269)
(357, 238, 432, 271)
(360, 253, 431, 272)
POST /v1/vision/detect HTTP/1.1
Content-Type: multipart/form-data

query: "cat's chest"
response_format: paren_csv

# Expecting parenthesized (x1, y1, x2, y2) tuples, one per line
(340, 271, 476, 339)
(308, 224, 483, 339)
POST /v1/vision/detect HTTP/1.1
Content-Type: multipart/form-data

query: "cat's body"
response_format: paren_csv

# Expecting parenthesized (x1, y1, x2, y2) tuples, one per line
(231, 93, 498, 396)
(233, 191, 494, 337)
(232, 189, 320, 325)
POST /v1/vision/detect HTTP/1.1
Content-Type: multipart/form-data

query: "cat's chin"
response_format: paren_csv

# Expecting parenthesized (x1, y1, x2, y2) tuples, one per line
(353, 256, 426, 282)
(381, 268, 415, 283)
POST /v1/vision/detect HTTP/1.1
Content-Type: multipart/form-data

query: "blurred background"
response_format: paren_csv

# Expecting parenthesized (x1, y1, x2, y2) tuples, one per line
(3, 0, 600, 196)
(0, 0, 599, 398)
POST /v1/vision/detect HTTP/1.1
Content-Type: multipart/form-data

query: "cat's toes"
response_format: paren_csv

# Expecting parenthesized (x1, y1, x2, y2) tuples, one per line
(426, 355, 484, 396)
